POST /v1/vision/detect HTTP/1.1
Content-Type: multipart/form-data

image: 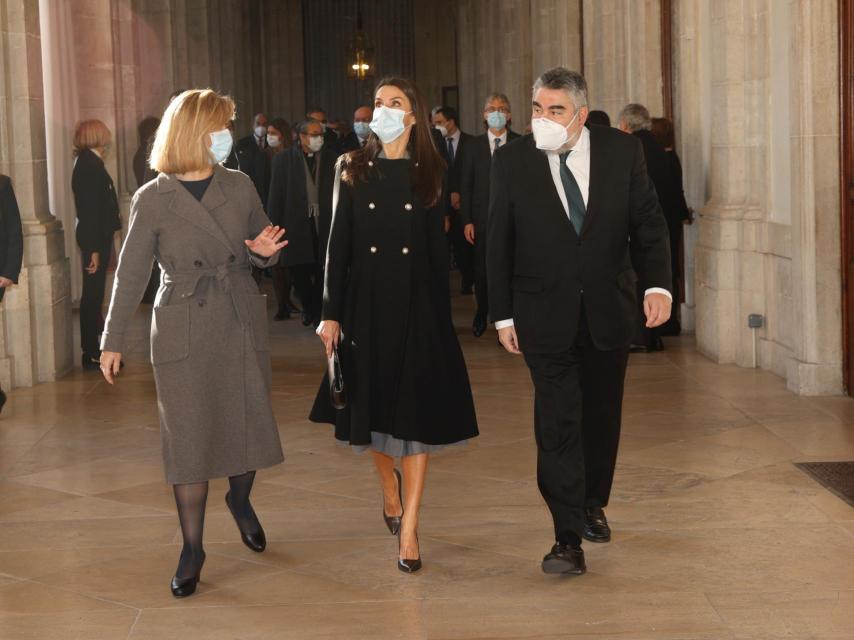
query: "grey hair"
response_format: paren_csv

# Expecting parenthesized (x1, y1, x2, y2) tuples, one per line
(483, 92, 511, 111)
(618, 103, 652, 132)
(296, 118, 321, 135)
(532, 67, 588, 109)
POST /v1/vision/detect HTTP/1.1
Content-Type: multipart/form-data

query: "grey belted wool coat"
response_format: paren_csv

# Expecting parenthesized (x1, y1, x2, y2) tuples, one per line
(102, 166, 284, 484)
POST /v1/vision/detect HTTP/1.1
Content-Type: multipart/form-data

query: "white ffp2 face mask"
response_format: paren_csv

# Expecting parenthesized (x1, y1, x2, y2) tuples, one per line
(531, 109, 581, 151)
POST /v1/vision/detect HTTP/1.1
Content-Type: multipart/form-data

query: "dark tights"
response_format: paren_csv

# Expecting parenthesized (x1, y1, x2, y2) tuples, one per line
(172, 470, 260, 578)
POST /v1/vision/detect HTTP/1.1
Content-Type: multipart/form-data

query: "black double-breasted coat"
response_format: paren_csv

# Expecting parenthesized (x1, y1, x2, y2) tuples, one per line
(309, 156, 479, 447)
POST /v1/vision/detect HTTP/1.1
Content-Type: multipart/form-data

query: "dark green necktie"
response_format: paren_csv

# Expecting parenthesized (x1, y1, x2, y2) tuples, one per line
(558, 151, 586, 235)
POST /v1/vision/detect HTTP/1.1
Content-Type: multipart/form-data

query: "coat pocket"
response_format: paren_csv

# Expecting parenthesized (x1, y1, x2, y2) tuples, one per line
(511, 275, 545, 293)
(151, 303, 190, 365)
(616, 268, 638, 292)
(247, 294, 270, 351)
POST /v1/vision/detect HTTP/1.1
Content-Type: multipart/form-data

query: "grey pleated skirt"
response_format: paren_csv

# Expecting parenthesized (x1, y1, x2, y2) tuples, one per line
(341, 431, 470, 457)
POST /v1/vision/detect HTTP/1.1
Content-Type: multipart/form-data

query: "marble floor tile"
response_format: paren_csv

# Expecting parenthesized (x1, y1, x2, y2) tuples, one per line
(0, 289, 851, 638)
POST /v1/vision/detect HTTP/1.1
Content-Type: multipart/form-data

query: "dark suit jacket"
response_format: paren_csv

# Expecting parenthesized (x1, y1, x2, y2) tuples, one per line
(236, 134, 270, 206)
(459, 131, 519, 229)
(339, 131, 367, 153)
(0, 175, 23, 290)
(71, 149, 121, 253)
(444, 131, 474, 195)
(487, 127, 671, 353)
(267, 146, 336, 267)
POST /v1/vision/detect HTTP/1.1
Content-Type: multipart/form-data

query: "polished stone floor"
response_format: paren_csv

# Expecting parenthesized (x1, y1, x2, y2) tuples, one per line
(1, 285, 853, 639)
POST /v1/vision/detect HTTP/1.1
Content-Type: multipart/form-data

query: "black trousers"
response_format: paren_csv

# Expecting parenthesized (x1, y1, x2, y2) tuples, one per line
(473, 229, 488, 318)
(291, 263, 323, 323)
(523, 308, 629, 543)
(79, 241, 112, 357)
(450, 213, 474, 289)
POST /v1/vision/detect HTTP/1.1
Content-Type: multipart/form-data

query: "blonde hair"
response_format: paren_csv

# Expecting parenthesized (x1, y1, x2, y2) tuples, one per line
(73, 119, 112, 156)
(149, 89, 236, 174)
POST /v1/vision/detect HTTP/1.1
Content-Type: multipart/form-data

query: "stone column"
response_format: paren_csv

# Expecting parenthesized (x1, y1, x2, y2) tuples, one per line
(785, 0, 842, 394)
(582, 0, 663, 120)
(0, 0, 73, 388)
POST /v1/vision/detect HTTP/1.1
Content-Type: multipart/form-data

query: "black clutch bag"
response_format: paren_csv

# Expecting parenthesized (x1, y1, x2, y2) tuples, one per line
(327, 345, 346, 410)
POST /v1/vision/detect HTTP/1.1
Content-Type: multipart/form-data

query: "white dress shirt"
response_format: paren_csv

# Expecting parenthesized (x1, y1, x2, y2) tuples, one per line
(487, 129, 508, 155)
(494, 126, 671, 331)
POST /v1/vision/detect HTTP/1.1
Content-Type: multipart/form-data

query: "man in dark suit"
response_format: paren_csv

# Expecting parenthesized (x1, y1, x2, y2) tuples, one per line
(618, 103, 683, 352)
(459, 93, 519, 336)
(488, 68, 671, 575)
(267, 118, 336, 327)
(339, 105, 373, 153)
(0, 173, 22, 413)
(236, 113, 270, 205)
(306, 107, 341, 156)
(433, 106, 475, 296)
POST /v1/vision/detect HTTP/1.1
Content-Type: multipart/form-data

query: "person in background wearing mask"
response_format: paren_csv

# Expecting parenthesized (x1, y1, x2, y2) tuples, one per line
(617, 103, 678, 353)
(488, 67, 671, 576)
(236, 112, 270, 205)
(99, 89, 287, 598)
(264, 118, 299, 321)
(340, 104, 374, 152)
(306, 106, 340, 155)
(267, 118, 336, 328)
(433, 105, 475, 296)
(458, 93, 519, 337)
(71, 119, 122, 371)
(310, 77, 478, 575)
(0, 171, 23, 413)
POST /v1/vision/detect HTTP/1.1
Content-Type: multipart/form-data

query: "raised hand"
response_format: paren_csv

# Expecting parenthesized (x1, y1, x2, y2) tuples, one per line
(245, 225, 288, 257)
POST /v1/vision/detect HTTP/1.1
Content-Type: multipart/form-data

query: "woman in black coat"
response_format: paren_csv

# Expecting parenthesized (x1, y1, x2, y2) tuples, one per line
(311, 77, 478, 573)
(0, 173, 23, 413)
(71, 120, 122, 370)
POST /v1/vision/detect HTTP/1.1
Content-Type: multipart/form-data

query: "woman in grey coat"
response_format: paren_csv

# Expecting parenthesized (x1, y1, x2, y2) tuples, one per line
(100, 90, 287, 598)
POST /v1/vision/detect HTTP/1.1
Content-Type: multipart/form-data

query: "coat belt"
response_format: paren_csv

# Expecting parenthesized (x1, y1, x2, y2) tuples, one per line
(163, 263, 252, 326)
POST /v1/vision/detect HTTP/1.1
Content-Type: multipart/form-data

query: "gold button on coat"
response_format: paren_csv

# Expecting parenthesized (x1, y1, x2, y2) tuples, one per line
(402, 247, 409, 255)
(368, 202, 376, 209)
(404, 203, 413, 211)
(370, 246, 378, 253)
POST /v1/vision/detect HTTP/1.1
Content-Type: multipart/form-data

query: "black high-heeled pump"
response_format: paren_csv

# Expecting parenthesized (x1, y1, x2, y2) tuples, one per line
(170, 552, 205, 598)
(383, 469, 403, 536)
(225, 492, 266, 552)
(397, 531, 422, 573)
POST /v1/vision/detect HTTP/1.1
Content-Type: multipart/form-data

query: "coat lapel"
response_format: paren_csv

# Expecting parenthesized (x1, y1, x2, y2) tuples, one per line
(581, 126, 609, 236)
(160, 168, 234, 253)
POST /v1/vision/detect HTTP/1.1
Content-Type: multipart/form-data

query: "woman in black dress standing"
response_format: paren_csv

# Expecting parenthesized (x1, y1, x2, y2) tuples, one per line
(311, 77, 478, 573)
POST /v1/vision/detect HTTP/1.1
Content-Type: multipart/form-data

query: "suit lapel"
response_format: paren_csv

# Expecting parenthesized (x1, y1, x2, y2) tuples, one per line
(525, 137, 577, 238)
(162, 168, 234, 253)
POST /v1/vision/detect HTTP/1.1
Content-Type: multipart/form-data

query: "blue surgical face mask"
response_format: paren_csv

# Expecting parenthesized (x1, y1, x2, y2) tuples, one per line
(353, 121, 371, 139)
(209, 129, 233, 164)
(369, 105, 412, 144)
(486, 110, 507, 130)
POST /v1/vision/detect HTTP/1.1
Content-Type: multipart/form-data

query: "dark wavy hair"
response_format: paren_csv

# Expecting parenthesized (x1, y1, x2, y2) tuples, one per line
(340, 77, 445, 208)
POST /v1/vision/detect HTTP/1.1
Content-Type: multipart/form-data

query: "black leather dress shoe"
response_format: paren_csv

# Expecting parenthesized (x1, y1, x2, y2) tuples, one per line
(81, 354, 101, 371)
(472, 314, 487, 337)
(171, 553, 204, 598)
(541, 543, 586, 575)
(301, 312, 313, 327)
(583, 507, 611, 543)
(225, 492, 266, 552)
(273, 308, 291, 321)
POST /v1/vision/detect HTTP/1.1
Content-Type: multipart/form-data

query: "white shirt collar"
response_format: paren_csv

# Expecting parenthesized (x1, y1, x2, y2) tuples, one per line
(447, 128, 461, 145)
(488, 129, 508, 145)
